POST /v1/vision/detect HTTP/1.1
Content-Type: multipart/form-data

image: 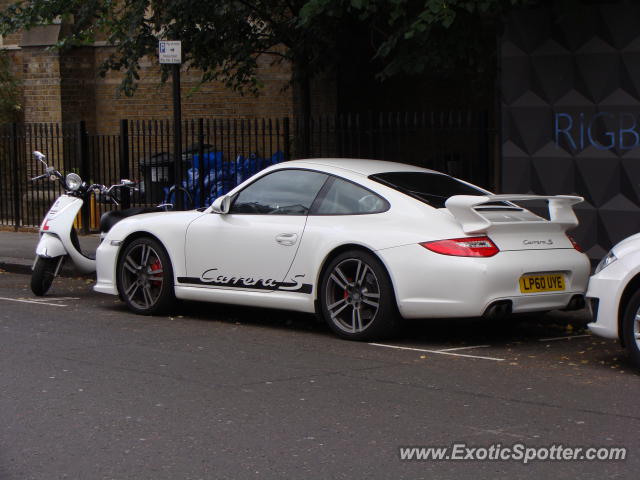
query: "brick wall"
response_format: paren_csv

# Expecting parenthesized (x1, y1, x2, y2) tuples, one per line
(1, 43, 335, 134)
(20, 48, 62, 123)
(92, 47, 299, 134)
(0, 5, 337, 134)
(60, 47, 96, 129)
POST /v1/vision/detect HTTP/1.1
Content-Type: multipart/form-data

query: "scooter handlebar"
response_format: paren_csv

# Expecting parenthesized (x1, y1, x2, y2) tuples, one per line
(105, 182, 138, 195)
(30, 173, 49, 182)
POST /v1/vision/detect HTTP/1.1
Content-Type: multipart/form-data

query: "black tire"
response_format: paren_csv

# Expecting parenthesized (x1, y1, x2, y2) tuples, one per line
(31, 256, 60, 296)
(319, 250, 399, 340)
(116, 237, 175, 315)
(622, 290, 640, 367)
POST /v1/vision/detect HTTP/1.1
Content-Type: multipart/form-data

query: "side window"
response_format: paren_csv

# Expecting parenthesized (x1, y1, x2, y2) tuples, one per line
(314, 177, 389, 215)
(230, 169, 328, 215)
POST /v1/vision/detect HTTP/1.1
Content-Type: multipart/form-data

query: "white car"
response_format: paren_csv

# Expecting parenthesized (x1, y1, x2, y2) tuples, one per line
(587, 235, 640, 366)
(94, 159, 590, 340)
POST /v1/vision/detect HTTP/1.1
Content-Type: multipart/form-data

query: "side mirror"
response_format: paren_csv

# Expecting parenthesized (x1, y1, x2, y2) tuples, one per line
(33, 151, 48, 167)
(120, 179, 136, 186)
(211, 195, 231, 214)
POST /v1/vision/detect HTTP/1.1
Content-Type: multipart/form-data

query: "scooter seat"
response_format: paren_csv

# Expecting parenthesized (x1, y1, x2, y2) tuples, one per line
(100, 207, 164, 233)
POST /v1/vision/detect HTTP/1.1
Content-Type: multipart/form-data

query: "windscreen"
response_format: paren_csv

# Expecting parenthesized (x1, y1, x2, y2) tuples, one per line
(369, 172, 488, 208)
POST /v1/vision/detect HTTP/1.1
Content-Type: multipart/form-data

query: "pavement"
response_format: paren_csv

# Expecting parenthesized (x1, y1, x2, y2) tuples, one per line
(0, 229, 100, 276)
(0, 232, 628, 478)
(0, 271, 635, 479)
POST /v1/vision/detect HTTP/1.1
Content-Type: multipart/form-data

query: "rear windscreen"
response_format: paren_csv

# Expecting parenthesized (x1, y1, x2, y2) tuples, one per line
(369, 172, 488, 208)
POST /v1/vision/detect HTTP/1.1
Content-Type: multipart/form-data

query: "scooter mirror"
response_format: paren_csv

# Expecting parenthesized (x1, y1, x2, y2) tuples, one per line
(33, 151, 47, 166)
(120, 179, 136, 186)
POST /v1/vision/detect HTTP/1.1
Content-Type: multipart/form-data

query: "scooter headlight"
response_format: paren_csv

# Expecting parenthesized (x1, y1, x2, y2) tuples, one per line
(65, 173, 82, 191)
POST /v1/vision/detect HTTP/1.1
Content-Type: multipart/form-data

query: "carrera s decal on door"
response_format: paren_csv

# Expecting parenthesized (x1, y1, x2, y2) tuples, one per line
(177, 269, 312, 293)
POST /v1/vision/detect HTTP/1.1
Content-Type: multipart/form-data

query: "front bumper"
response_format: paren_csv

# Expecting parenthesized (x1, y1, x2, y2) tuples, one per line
(94, 240, 120, 295)
(378, 245, 590, 319)
(586, 263, 629, 339)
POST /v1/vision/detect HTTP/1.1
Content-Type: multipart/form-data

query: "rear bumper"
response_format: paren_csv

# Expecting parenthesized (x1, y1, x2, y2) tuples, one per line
(378, 245, 590, 319)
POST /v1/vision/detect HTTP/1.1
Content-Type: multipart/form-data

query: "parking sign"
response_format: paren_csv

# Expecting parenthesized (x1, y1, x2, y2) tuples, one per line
(159, 41, 182, 64)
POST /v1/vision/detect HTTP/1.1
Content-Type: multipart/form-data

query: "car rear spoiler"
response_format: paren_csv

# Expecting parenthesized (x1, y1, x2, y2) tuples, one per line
(445, 194, 584, 234)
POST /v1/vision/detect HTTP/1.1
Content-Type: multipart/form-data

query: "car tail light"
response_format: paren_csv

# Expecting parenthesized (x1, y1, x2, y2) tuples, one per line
(420, 236, 499, 257)
(567, 235, 583, 252)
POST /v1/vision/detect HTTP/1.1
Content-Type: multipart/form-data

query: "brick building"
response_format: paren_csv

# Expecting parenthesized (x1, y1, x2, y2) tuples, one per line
(0, 4, 336, 134)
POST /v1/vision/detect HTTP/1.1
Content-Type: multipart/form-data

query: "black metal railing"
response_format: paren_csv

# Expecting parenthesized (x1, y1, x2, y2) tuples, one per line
(0, 123, 82, 230)
(294, 111, 490, 185)
(0, 112, 492, 231)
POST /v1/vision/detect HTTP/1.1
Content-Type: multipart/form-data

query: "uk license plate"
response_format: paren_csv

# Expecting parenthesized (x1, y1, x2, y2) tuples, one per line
(519, 273, 565, 293)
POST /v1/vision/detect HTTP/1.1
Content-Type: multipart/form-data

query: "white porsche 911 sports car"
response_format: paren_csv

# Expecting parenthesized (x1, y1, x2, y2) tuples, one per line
(94, 158, 590, 340)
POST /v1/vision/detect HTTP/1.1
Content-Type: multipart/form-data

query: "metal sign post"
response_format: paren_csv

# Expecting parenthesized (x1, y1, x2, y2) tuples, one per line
(159, 40, 184, 209)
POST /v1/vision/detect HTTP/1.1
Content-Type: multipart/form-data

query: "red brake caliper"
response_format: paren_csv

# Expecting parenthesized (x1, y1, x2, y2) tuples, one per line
(343, 277, 353, 300)
(150, 259, 162, 286)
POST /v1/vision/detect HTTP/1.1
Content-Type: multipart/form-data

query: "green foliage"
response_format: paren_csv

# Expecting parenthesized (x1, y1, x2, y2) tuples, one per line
(0, 50, 21, 124)
(0, 0, 337, 98)
(0, 0, 534, 104)
(300, 0, 535, 82)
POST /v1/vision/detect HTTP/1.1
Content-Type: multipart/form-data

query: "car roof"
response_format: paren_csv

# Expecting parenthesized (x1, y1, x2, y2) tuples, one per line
(280, 158, 442, 177)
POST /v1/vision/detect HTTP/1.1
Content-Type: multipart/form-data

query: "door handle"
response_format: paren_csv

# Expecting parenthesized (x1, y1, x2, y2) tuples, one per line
(275, 233, 298, 246)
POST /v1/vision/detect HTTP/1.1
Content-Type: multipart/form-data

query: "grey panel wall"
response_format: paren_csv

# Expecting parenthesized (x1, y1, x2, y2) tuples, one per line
(501, 1, 640, 259)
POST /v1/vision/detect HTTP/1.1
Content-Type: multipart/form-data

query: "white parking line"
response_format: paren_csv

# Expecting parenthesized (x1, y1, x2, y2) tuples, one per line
(369, 343, 505, 362)
(437, 345, 491, 352)
(538, 334, 591, 342)
(0, 297, 68, 307)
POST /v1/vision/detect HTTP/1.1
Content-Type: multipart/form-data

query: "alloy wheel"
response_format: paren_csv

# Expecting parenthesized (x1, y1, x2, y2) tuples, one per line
(121, 243, 165, 310)
(325, 258, 381, 334)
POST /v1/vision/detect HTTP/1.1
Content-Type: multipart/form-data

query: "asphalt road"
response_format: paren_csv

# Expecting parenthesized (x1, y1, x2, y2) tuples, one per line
(0, 271, 637, 480)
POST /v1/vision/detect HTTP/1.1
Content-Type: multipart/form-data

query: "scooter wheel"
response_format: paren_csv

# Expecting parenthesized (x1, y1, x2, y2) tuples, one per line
(31, 256, 60, 296)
